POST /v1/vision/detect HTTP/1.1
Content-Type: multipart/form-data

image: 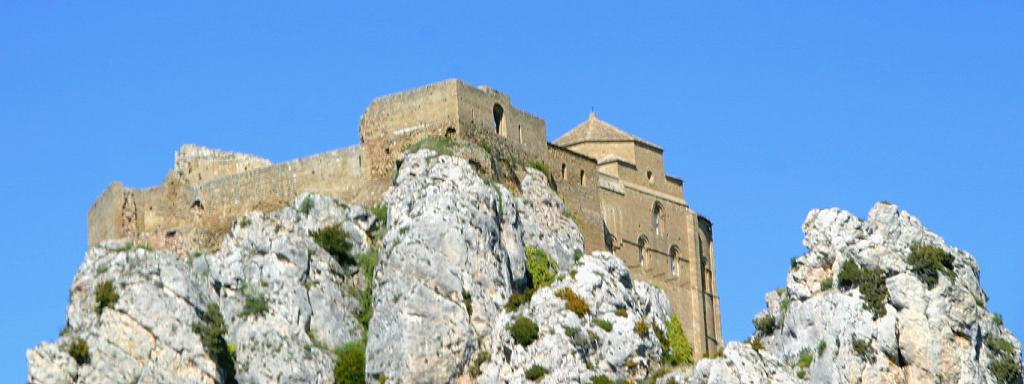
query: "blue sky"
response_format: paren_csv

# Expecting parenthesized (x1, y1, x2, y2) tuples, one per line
(2, 2, 1021, 379)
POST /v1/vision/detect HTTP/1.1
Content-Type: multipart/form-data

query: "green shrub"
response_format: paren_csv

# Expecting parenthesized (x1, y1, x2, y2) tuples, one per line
(820, 277, 834, 291)
(192, 303, 237, 384)
(94, 280, 119, 315)
(797, 349, 814, 369)
(505, 291, 533, 311)
(594, 319, 613, 332)
(615, 307, 628, 317)
(753, 314, 777, 335)
(463, 290, 473, 317)
(634, 320, 649, 336)
(525, 246, 556, 289)
(299, 196, 315, 214)
(524, 364, 548, 381)
(590, 375, 614, 384)
(837, 260, 889, 319)
(664, 315, 694, 366)
(311, 225, 354, 265)
(555, 288, 589, 317)
(510, 316, 540, 347)
(749, 336, 763, 352)
(790, 257, 800, 270)
(817, 340, 827, 356)
(240, 283, 269, 318)
(851, 337, 876, 363)
(369, 204, 388, 240)
(993, 313, 1004, 327)
(355, 248, 378, 329)
(907, 243, 955, 290)
(334, 340, 366, 384)
(469, 351, 490, 377)
(407, 137, 456, 157)
(985, 335, 1022, 383)
(780, 292, 792, 315)
(66, 337, 90, 365)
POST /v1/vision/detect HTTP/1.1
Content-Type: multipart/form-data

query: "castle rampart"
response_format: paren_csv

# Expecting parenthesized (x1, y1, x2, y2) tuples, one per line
(86, 79, 722, 357)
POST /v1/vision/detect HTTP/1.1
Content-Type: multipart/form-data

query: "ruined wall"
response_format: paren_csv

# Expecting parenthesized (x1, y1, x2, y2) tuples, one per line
(88, 183, 135, 245)
(88, 146, 369, 248)
(454, 82, 547, 162)
(545, 145, 604, 253)
(175, 144, 272, 184)
(360, 80, 460, 180)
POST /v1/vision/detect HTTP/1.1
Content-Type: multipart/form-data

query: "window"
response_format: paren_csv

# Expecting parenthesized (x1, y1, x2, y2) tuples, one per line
(518, 125, 523, 143)
(638, 236, 648, 267)
(561, 164, 567, 180)
(647, 170, 654, 183)
(492, 104, 504, 135)
(652, 202, 664, 236)
(670, 246, 680, 276)
(580, 170, 586, 186)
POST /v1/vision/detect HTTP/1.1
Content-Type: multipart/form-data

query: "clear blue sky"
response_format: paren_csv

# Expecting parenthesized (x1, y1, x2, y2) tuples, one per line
(2, 2, 1021, 379)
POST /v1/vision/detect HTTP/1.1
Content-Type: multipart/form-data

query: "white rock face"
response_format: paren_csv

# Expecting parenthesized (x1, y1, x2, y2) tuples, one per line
(27, 147, 1023, 384)
(477, 252, 674, 384)
(366, 150, 648, 383)
(743, 203, 1023, 384)
(27, 194, 375, 384)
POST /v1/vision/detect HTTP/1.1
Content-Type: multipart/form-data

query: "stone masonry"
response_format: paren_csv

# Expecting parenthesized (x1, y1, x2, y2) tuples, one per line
(87, 79, 723, 357)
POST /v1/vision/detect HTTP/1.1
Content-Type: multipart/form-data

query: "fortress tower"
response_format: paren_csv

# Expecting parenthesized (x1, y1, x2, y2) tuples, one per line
(87, 79, 722, 357)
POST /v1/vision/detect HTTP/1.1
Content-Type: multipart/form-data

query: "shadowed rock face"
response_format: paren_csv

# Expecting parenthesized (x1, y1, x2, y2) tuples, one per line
(28, 193, 377, 384)
(27, 149, 1023, 383)
(668, 203, 1023, 384)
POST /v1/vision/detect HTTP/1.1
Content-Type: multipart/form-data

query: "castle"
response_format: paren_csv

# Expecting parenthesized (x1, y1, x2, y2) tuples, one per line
(87, 79, 723, 357)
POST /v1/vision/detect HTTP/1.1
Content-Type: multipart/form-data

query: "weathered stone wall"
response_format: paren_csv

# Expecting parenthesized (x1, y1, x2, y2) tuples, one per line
(359, 80, 460, 179)
(85, 79, 722, 358)
(454, 82, 547, 161)
(174, 144, 272, 184)
(88, 146, 369, 249)
(544, 144, 604, 253)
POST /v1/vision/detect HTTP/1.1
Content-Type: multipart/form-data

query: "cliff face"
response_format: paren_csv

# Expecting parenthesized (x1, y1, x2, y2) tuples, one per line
(27, 149, 1023, 383)
(673, 203, 1023, 384)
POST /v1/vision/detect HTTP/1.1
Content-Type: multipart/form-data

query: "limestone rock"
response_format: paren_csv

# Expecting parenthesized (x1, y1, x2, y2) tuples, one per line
(27, 194, 374, 384)
(477, 252, 674, 384)
(365, 150, 591, 383)
(753, 202, 1023, 383)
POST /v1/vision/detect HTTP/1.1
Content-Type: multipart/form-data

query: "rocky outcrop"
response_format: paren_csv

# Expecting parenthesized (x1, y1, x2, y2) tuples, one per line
(477, 252, 673, 383)
(680, 203, 1023, 384)
(366, 150, 659, 383)
(28, 146, 1023, 384)
(28, 193, 377, 383)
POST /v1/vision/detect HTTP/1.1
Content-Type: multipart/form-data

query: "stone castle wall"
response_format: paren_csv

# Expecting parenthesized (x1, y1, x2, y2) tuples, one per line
(88, 146, 368, 249)
(544, 144, 605, 253)
(86, 79, 722, 357)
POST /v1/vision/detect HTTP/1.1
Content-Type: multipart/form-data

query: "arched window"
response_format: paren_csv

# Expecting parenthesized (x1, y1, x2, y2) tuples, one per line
(652, 202, 664, 236)
(580, 170, 586, 186)
(647, 170, 654, 183)
(670, 245, 680, 276)
(561, 164, 567, 180)
(518, 125, 523, 143)
(492, 104, 504, 135)
(638, 236, 648, 267)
